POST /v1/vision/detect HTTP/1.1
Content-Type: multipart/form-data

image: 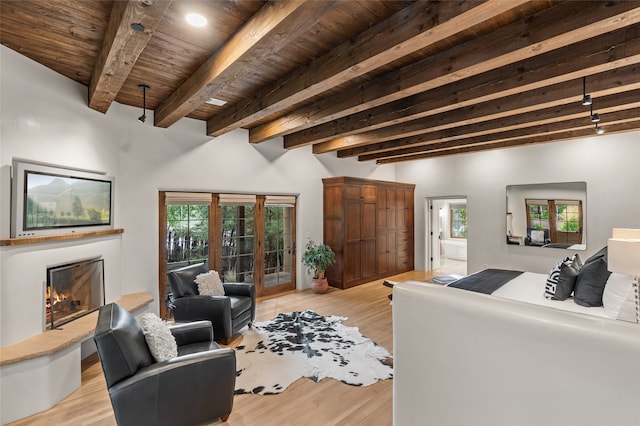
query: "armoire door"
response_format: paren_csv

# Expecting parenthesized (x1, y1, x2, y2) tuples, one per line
(344, 200, 363, 284)
(361, 200, 377, 280)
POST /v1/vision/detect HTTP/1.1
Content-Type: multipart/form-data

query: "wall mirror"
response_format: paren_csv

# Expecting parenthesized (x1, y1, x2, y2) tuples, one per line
(506, 182, 586, 250)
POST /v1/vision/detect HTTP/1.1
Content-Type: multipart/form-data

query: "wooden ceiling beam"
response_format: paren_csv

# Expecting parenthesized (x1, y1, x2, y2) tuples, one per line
(293, 26, 640, 148)
(372, 110, 640, 163)
(374, 118, 640, 164)
(280, 1, 640, 149)
(332, 64, 640, 157)
(356, 98, 640, 161)
(205, 0, 534, 140)
(154, 0, 327, 128)
(88, 0, 171, 113)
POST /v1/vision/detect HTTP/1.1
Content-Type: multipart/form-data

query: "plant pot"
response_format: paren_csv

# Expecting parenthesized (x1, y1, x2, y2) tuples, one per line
(311, 277, 329, 294)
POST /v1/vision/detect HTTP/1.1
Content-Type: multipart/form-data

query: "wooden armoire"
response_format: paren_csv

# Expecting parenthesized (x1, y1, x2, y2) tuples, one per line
(322, 177, 415, 289)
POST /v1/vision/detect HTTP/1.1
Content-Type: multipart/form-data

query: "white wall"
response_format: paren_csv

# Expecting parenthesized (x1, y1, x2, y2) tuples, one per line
(398, 133, 640, 275)
(3, 42, 640, 345)
(0, 45, 395, 345)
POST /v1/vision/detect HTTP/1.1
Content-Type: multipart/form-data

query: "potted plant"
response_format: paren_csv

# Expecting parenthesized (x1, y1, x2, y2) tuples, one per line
(302, 240, 336, 294)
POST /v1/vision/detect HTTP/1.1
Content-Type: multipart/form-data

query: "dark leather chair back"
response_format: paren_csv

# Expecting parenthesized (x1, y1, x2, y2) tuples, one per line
(94, 303, 155, 388)
(167, 262, 255, 343)
(167, 262, 208, 297)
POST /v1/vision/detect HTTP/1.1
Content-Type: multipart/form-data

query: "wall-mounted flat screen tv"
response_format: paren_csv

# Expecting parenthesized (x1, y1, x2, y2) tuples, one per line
(11, 160, 115, 238)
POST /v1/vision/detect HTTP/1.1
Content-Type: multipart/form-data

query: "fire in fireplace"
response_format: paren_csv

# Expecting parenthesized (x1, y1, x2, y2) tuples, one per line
(46, 257, 105, 329)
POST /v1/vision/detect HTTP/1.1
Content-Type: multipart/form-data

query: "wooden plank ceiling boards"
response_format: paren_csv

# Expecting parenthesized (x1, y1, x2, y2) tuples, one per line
(1, 0, 639, 163)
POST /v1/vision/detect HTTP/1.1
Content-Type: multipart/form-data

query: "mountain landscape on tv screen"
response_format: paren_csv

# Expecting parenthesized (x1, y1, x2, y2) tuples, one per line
(26, 177, 111, 228)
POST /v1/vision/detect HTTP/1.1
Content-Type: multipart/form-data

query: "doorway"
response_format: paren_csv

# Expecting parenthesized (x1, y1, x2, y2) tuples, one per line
(426, 197, 467, 276)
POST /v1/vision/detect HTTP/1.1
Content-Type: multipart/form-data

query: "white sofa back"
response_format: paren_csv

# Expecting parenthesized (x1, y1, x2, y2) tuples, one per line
(393, 281, 640, 426)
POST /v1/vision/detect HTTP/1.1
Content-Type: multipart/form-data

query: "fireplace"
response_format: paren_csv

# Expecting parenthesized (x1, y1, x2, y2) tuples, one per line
(46, 258, 105, 329)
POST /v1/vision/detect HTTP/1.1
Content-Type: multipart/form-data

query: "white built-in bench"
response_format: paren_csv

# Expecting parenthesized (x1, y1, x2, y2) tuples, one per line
(0, 292, 153, 424)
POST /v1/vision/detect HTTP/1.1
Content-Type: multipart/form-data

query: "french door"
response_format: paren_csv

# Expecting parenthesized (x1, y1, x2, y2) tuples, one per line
(159, 192, 296, 317)
(261, 197, 296, 296)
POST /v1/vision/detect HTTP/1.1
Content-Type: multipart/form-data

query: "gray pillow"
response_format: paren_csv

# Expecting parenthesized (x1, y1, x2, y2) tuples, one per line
(574, 257, 611, 307)
(555, 263, 580, 300)
(545, 254, 581, 301)
(570, 253, 583, 271)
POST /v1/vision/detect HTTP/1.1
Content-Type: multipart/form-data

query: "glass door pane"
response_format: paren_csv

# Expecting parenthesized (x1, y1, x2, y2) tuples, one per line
(264, 205, 294, 288)
(166, 204, 209, 271)
(221, 205, 255, 284)
(526, 201, 550, 230)
(555, 201, 582, 244)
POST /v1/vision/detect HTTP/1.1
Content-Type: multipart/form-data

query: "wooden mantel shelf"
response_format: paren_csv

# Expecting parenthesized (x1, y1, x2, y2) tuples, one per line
(0, 228, 124, 246)
(0, 292, 153, 366)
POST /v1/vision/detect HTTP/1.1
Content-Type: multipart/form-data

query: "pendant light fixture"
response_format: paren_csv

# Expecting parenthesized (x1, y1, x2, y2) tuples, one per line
(138, 84, 150, 124)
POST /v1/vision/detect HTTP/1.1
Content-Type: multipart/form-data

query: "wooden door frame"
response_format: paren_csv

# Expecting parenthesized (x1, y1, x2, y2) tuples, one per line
(159, 192, 297, 312)
(158, 192, 168, 318)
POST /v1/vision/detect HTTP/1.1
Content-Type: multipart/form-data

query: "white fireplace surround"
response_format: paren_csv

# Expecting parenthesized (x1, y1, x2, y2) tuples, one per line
(0, 236, 124, 424)
(1, 238, 121, 347)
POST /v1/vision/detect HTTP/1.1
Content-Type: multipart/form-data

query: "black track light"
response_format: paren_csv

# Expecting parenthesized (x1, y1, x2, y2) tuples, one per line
(138, 84, 149, 124)
(590, 103, 600, 123)
(581, 76, 592, 106)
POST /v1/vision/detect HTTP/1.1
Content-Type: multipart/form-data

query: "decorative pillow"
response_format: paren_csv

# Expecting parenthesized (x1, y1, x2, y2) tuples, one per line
(194, 270, 225, 296)
(545, 255, 580, 301)
(531, 230, 545, 244)
(602, 273, 636, 322)
(570, 253, 583, 271)
(574, 257, 611, 307)
(140, 313, 177, 362)
(556, 263, 580, 299)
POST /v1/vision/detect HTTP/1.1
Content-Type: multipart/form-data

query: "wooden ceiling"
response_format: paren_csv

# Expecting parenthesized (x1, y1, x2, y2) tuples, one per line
(2, 0, 639, 163)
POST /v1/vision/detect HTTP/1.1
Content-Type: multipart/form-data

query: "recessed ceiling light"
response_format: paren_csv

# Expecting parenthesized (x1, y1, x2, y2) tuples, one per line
(186, 13, 207, 27)
(206, 97, 227, 106)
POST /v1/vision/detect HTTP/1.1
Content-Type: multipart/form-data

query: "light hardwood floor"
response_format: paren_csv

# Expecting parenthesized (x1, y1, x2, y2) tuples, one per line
(10, 270, 433, 426)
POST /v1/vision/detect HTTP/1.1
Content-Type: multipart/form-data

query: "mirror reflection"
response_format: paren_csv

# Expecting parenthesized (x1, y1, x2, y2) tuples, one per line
(506, 182, 586, 250)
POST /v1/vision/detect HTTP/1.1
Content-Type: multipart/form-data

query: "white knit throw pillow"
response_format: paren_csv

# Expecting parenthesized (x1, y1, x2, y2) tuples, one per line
(194, 270, 225, 296)
(140, 312, 177, 362)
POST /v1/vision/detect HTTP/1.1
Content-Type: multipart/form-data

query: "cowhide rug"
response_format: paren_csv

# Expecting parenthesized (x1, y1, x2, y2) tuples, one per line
(234, 310, 393, 395)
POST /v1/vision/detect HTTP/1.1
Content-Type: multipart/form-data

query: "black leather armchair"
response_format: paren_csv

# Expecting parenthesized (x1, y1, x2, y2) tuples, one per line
(167, 262, 256, 344)
(93, 303, 236, 426)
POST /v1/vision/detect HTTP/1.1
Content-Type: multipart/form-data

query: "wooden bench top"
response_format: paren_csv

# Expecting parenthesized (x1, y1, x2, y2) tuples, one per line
(0, 292, 153, 366)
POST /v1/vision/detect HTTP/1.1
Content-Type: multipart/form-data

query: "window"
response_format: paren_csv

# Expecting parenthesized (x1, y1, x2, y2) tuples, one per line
(555, 201, 581, 232)
(525, 199, 582, 244)
(526, 200, 550, 230)
(165, 193, 211, 270)
(553, 200, 583, 244)
(450, 207, 467, 239)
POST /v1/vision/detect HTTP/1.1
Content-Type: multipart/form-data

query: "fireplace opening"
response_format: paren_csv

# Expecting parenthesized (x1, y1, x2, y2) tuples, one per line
(46, 257, 105, 329)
